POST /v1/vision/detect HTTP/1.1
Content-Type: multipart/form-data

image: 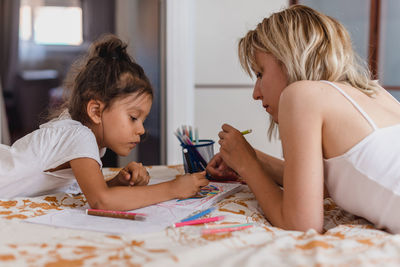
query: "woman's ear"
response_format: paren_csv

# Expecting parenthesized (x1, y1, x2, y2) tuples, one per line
(86, 99, 105, 124)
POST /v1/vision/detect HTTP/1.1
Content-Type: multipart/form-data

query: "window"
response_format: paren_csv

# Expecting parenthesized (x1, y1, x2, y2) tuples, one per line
(291, 0, 400, 93)
(19, 0, 83, 46)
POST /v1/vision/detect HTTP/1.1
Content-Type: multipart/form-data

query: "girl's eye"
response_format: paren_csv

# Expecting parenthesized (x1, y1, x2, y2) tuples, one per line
(130, 116, 137, 121)
(256, 72, 262, 79)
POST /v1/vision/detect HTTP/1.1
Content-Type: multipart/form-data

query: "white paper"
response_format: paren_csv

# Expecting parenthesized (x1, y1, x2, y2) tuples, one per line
(26, 182, 242, 235)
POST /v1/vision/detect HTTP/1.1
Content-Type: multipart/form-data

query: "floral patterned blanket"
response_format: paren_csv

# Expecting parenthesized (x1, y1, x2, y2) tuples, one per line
(0, 165, 399, 267)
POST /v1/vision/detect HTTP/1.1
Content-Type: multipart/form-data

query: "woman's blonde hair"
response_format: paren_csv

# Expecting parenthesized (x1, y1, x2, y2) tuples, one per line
(238, 5, 381, 137)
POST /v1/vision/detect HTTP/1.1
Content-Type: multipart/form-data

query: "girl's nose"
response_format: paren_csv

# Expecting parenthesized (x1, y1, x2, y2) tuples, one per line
(252, 79, 262, 100)
(137, 122, 145, 136)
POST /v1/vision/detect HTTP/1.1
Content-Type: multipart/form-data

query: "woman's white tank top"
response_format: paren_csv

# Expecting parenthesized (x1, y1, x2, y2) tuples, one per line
(322, 81, 400, 234)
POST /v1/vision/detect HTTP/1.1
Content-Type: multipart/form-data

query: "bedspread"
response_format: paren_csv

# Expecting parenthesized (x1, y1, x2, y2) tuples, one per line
(0, 165, 400, 267)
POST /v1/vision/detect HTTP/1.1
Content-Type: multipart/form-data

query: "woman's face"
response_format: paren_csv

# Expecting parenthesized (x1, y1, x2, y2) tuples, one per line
(252, 51, 288, 123)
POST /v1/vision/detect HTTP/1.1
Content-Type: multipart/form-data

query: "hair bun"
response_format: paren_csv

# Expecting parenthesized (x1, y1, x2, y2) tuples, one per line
(95, 35, 127, 61)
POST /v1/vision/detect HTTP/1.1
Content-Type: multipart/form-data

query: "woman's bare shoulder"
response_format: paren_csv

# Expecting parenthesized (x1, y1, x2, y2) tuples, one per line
(279, 80, 329, 112)
(282, 80, 329, 98)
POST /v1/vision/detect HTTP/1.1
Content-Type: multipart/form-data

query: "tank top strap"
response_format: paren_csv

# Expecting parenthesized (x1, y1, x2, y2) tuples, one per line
(321, 80, 378, 130)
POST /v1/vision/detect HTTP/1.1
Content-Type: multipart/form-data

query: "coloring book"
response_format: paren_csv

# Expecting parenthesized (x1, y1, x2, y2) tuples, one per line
(26, 166, 242, 235)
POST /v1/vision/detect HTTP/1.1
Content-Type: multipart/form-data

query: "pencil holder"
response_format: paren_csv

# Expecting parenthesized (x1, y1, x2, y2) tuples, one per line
(181, 139, 215, 173)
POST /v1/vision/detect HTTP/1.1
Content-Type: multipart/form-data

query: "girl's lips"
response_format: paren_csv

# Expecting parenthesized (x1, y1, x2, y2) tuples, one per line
(129, 142, 138, 149)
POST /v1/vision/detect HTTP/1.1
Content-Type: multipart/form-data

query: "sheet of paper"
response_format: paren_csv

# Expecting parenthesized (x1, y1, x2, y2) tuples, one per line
(26, 182, 242, 235)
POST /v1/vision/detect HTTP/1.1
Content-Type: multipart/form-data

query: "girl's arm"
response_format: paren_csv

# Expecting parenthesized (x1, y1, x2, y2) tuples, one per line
(70, 158, 209, 211)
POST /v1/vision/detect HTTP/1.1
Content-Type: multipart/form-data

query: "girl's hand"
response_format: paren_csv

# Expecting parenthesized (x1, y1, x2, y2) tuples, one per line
(172, 171, 209, 199)
(218, 124, 258, 176)
(117, 162, 150, 186)
(206, 153, 239, 180)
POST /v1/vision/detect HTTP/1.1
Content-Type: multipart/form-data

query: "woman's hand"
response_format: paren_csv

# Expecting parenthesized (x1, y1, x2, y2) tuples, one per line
(218, 124, 258, 176)
(171, 171, 209, 199)
(114, 162, 150, 186)
(206, 153, 239, 180)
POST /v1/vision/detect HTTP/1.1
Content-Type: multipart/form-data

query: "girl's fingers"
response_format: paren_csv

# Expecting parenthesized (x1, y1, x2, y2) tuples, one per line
(199, 177, 209, 187)
(120, 169, 130, 181)
(131, 169, 139, 185)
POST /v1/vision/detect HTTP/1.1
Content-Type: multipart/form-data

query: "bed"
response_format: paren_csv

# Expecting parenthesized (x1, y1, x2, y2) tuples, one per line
(0, 165, 399, 266)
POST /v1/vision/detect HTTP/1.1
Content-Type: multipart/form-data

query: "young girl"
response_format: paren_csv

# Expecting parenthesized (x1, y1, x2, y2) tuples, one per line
(207, 5, 400, 234)
(0, 35, 209, 210)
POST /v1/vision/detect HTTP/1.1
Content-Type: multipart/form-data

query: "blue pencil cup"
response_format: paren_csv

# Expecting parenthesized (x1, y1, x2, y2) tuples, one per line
(181, 139, 215, 173)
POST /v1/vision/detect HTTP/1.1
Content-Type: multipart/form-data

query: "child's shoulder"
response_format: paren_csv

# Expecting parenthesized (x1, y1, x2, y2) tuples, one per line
(39, 118, 93, 140)
(40, 110, 89, 133)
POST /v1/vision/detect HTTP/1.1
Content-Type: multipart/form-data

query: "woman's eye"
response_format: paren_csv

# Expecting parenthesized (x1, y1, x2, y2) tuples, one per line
(256, 72, 262, 79)
(130, 116, 137, 121)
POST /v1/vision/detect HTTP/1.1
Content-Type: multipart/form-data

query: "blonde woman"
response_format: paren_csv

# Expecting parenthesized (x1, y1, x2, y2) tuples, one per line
(206, 5, 400, 234)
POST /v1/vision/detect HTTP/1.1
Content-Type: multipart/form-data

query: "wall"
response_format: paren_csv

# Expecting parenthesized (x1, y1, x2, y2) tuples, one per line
(194, 0, 287, 158)
(116, 0, 163, 166)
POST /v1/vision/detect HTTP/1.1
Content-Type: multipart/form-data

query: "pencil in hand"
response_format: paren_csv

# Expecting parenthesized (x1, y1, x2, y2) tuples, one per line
(240, 129, 252, 135)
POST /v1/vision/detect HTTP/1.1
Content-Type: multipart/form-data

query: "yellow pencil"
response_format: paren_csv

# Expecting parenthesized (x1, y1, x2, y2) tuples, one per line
(240, 129, 252, 135)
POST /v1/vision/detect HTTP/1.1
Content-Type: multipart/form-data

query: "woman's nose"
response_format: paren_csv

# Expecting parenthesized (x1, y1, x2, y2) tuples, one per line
(252, 79, 261, 100)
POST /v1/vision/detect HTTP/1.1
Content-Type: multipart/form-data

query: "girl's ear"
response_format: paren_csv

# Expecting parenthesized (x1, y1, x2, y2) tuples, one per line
(86, 99, 105, 124)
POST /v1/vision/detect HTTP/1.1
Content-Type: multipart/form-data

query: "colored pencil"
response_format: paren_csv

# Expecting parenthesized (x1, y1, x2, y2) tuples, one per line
(86, 209, 147, 220)
(189, 125, 193, 141)
(195, 127, 199, 145)
(180, 207, 216, 222)
(240, 129, 252, 135)
(173, 216, 225, 227)
(205, 222, 254, 229)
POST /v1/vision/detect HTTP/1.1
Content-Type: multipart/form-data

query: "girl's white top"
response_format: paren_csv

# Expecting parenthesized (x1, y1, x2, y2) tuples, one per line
(322, 81, 400, 234)
(0, 111, 105, 198)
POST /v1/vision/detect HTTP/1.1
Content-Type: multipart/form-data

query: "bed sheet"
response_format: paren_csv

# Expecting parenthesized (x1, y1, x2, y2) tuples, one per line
(0, 165, 399, 267)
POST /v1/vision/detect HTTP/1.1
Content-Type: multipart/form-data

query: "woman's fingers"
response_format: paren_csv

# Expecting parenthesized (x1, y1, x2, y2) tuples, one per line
(221, 123, 234, 132)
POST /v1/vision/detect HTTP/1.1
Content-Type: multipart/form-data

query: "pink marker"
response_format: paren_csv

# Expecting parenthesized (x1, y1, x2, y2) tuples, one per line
(173, 216, 225, 227)
(202, 224, 254, 235)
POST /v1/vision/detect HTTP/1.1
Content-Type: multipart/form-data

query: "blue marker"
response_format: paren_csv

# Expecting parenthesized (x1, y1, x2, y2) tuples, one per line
(180, 207, 216, 222)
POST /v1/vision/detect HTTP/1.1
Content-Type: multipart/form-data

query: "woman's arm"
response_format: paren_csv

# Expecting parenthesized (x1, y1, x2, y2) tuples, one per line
(254, 149, 284, 186)
(206, 149, 283, 185)
(70, 158, 209, 211)
(276, 83, 325, 232)
(219, 82, 326, 233)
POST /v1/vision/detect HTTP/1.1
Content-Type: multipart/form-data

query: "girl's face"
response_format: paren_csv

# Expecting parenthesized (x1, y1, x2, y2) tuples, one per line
(252, 51, 288, 123)
(100, 92, 152, 156)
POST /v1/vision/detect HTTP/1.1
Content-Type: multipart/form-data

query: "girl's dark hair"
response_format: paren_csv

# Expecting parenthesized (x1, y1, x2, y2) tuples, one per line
(60, 34, 153, 124)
